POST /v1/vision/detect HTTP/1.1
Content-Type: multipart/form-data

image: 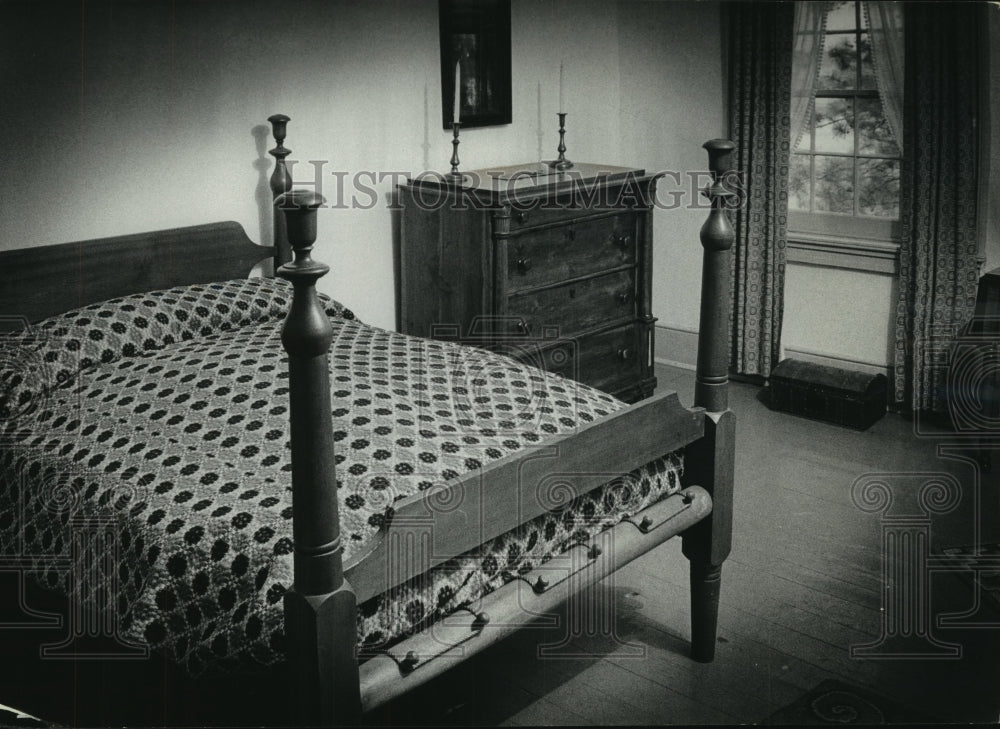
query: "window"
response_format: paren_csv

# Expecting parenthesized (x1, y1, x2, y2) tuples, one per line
(788, 0, 901, 249)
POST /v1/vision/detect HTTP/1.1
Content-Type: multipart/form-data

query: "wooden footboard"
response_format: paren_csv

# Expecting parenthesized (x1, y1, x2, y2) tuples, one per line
(276, 138, 737, 725)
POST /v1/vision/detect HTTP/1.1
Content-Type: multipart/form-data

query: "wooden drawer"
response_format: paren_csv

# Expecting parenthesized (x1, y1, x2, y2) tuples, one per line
(507, 197, 615, 231)
(506, 213, 636, 292)
(538, 323, 644, 394)
(504, 175, 650, 232)
(507, 269, 635, 337)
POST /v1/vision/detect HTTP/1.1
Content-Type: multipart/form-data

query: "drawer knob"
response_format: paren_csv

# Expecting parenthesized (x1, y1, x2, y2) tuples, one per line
(516, 211, 530, 224)
(515, 320, 528, 333)
(617, 292, 631, 305)
(517, 256, 532, 272)
(618, 347, 632, 361)
(612, 234, 632, 250)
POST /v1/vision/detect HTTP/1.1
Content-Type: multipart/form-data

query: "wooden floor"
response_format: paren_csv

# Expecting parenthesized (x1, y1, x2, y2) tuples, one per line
(372, 363, 1000, 726)
(4, 364, 1000, 725)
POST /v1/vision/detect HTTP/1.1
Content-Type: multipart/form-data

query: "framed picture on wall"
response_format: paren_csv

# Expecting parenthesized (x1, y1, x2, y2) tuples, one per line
(439, 0, 512, 129)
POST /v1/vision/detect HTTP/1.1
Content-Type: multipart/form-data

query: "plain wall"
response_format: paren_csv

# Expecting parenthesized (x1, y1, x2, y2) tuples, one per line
(1, 0, 723, 334)
(782, 264, 897, 371)
(616, 1, 726, 331)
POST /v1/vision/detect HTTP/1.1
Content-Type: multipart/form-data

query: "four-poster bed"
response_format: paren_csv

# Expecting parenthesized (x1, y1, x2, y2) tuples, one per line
(0, 115, 736, 726)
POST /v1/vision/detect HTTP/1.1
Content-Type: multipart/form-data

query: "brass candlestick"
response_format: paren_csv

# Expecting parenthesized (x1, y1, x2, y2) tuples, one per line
(547, 112, 574, 171)
(449, 122, 462, 178)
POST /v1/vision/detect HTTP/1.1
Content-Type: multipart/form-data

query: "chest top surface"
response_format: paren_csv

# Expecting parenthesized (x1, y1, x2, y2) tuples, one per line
(403, 162, 649, 204)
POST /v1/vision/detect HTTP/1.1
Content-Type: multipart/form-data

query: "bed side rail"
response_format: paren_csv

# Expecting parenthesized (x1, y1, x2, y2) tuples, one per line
(345, 390, 704, 603)
(357, 484, 712, 711)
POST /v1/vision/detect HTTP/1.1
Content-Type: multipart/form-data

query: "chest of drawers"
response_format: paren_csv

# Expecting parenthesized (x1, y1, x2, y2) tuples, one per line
(396, 163, 657, 402)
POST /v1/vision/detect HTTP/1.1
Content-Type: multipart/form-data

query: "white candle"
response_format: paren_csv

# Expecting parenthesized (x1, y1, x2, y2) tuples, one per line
(453, 61, 461, 124)
(559, 61, 564, 113)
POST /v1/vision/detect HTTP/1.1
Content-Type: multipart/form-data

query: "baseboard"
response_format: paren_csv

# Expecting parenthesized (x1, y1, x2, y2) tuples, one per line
(654, 324, 698, 371)
(655, 324, 891, 381)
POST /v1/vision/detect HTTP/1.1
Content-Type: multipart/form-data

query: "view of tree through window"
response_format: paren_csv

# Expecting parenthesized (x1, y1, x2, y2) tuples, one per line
(789, 1, 900, 221)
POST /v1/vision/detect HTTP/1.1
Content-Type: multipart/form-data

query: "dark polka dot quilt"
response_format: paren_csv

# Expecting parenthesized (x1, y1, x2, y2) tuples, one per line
(0, 278, 683, 676)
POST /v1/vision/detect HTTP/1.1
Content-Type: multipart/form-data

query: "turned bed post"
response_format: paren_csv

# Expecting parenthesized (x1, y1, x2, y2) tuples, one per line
(682, 139, 737, 662)
(277, 189, 361, 725)
(269, 114, 294, 268)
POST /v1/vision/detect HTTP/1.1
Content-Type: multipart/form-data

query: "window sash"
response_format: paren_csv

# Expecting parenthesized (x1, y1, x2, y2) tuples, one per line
(790, 0, 901, 239)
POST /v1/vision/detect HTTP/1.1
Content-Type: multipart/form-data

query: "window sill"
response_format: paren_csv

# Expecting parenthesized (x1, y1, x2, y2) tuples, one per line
(787, 231, 899, 274)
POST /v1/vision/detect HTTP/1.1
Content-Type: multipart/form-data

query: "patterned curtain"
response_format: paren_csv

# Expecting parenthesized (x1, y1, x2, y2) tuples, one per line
(892, 2, 981, 412)
(727, 1, 794, 377)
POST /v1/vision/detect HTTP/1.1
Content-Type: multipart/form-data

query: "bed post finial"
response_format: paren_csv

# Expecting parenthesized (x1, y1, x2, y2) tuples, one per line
(276, 189, 361, 725)
(269, 114, 294, 268)
(694, 139, 736, 413)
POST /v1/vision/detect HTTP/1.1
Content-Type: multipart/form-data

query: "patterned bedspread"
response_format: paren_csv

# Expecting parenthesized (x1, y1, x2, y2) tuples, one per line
(0, 278, 682, 675)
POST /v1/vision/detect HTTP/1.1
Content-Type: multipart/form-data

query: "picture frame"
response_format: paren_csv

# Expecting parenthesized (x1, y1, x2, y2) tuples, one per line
(439, 0, 512, 129)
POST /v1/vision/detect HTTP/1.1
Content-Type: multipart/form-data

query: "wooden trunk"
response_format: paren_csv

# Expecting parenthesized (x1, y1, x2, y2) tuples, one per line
(768, 358, 887, 431)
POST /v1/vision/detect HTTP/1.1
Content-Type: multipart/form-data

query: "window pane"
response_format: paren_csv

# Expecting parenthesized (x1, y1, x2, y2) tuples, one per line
(859, 33, 876, 89)
(814, 156, 855, 214)
(858, 158, 899, 218)
(826, 1, 857, 31)
(856, 98, 899, 156)
(789, 154, 812, 212)
(814, 98, 854, 154)
(818, 34, 858, 89)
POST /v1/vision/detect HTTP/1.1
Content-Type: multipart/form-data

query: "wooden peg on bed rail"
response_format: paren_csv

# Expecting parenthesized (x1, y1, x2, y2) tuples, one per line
(682, 138, 737, 663)
(276, 189, 361, 725)
(269, 114, 294, 267)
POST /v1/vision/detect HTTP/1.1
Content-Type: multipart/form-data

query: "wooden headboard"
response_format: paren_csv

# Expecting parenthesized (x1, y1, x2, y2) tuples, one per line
(0, 114, 296, 324)
(0, 222, 274, 324)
